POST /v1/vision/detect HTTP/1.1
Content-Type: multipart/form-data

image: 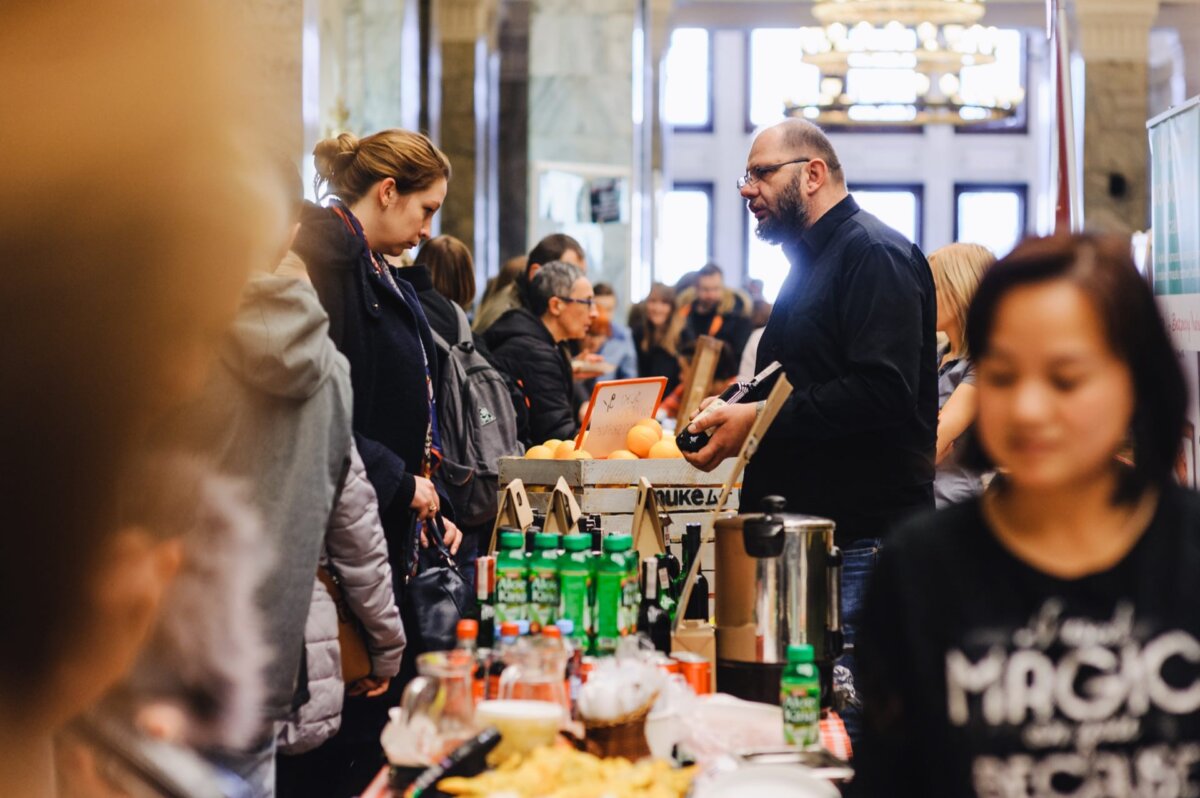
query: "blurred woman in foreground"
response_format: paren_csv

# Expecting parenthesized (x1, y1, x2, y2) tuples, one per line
(852, 234, 1199, 796)
(0, 2, 283, 796)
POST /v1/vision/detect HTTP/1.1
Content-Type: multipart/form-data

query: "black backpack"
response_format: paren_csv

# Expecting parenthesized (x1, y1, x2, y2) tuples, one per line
(430, 304, 525, 526)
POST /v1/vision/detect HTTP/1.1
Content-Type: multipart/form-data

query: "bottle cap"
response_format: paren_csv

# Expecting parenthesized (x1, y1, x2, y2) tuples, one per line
(562, 534, 590, 552)
(517, 620, 531, 636)
(543, 625, 562, 638)
(499, 530, 525, 550)
(500, 621, 520, 638)
(555, 618, 575, 636)
(457, 619, 478, 639)
(786, 644, 815, 664)
(602, 533, 633, 552)
(534, 532, 561, 550)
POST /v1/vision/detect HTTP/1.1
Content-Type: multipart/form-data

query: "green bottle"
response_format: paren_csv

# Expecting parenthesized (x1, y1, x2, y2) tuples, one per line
(621, 535, 640, 635)
(781, 644, 821, 748)
(558, 533, 593, 650)
(595, 534, 633, 655)
(494, 530, 528, 623)
(528, 532, 561, 632)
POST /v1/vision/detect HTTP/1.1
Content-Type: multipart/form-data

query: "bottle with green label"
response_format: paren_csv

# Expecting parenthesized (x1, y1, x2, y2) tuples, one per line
(557, 533, 594, 650)
(781, 644, 821, 748)
(528, 532, 561, 632)
(595, 533, 633, 655)
(621, 535, 640, 635)
(494, 530, 528, 623)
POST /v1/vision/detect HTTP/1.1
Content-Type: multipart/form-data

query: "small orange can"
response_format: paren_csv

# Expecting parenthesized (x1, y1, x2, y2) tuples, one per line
(671, 652, 711, 695)
(653, 654, 681, 676)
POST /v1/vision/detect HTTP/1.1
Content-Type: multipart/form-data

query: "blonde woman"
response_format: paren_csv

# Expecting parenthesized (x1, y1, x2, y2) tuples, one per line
(930, 243, 995, 507)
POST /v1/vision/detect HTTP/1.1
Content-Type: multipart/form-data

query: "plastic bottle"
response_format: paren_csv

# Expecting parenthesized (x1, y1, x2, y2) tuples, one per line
(620, 535, 640, 635)
(555, 618, 583, 717)
(494, 530, 528, 623)
(456, 620, 484, 704)
(781, 644, 821, 748)
(557, 533, 594, 650)
(595, 534, 633, 655)
(528, 532, 561, 632)
(487, 621, 520, 700)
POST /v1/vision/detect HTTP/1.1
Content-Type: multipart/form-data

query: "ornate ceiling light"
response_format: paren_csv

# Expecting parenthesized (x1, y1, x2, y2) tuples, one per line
(787, 0, 1024, 126)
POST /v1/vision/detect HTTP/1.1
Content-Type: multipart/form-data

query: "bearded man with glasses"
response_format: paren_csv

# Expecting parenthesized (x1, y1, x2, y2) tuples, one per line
(682, 118, 938, 745)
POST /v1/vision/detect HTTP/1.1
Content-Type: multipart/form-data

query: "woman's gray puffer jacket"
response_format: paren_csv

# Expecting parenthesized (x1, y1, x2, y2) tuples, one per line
(277, 441, 406, 753)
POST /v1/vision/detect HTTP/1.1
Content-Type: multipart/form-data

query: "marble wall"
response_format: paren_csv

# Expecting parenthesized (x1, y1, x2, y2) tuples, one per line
(527, 0, 647, 301)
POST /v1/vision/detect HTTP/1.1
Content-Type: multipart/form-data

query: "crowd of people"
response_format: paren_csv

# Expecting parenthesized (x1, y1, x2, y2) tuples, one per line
(10, 3, 1200, 797)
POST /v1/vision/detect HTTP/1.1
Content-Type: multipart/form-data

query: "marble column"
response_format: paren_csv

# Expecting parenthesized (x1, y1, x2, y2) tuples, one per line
(1075, 0, 1159, 233)
(237, 0, 306, 161)
(527, 0, 652, 304)
(436, 0, 500, 280)
(498, 0, 532, 264)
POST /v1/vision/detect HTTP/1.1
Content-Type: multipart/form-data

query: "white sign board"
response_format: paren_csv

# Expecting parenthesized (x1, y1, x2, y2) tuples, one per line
(575, 377, 667, 458)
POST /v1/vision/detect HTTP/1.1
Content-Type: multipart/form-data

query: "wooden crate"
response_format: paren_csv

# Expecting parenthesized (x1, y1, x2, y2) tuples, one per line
(497, 457, 738, 614)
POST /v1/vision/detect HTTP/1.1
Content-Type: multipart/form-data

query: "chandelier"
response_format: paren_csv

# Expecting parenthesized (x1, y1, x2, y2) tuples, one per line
(786, 0, 1024, 126)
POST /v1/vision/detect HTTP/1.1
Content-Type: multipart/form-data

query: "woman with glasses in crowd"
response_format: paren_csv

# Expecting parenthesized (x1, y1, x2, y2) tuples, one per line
(485, 260, 598, 448)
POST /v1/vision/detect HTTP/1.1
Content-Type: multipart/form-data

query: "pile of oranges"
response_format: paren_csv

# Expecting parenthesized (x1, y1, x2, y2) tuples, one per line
(523, 418, 683, 460)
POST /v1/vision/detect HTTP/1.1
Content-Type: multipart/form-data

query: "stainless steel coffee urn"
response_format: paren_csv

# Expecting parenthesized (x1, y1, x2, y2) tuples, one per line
(713, 496, 843, 705)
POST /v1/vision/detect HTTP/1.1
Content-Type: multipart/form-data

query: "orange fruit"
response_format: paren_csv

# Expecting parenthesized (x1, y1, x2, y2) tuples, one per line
(525, 445, 553, 459)
(543, 439, 563, 451)
(626, 425, 659, 458)
(635, 417, 663, 438)
(648, 438, 683, 459)
(608, 449, 638, 460)
(554, 440, 578, 459)
(571, 450, 593, 459)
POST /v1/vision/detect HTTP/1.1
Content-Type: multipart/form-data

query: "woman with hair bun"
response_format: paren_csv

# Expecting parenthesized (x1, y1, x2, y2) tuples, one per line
(287, 129, 463, 794)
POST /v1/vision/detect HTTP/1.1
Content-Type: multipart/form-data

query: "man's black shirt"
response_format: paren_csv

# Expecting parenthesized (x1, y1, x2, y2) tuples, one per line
(747, 194, 937, 543)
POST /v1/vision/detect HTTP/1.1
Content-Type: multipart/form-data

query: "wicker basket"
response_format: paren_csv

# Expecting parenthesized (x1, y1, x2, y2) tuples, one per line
(582, 696, 657, 760)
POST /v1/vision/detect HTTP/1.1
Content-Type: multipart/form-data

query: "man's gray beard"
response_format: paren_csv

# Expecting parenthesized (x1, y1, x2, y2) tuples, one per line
(755, 177, 808, 245)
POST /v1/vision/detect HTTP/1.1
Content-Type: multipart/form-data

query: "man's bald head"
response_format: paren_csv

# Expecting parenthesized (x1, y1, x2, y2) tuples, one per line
(769, 119, 845, 186)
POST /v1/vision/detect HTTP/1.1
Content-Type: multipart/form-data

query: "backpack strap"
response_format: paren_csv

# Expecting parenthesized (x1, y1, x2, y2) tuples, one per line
(452, 302, 472, 347)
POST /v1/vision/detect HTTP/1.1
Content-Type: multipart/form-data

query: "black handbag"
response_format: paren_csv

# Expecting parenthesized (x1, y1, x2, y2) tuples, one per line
(403, 515, 475, 653)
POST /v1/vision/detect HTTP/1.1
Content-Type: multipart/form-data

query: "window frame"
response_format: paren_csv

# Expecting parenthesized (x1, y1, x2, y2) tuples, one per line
(848, 182, 926, 250)
(743, 29, 927, 136)
(659, 180, 716, 284)
(665, 27, 715, 134)
(955, 29, 1031, 136)
(953, 182, 1029, 253)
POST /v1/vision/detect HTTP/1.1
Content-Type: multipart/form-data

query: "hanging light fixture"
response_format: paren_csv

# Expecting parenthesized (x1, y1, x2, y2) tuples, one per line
(786, 0, 1025, 126)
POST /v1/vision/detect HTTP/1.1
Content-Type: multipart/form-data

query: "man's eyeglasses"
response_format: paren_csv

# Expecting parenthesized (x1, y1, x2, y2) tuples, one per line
(737, 158, 811, 190)
(558, 296, 595, 308)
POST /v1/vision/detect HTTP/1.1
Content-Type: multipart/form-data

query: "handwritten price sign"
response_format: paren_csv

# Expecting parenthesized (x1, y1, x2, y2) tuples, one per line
(575, 377, 667, 458)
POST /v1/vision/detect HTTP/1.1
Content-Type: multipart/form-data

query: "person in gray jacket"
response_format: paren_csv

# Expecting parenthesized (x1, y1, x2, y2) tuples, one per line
(157, 244, 405, 797)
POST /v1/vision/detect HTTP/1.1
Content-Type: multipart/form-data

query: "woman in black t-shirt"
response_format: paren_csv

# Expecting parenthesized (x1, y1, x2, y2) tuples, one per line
(852, 234, 1200, 797)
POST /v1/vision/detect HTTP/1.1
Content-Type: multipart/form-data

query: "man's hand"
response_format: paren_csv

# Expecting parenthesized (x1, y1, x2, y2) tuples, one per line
(680, 400, 758, 472)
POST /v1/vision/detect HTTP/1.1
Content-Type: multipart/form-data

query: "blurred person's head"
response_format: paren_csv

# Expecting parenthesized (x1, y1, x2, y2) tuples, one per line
(742, 119, 846, 245)
(748, 279, 765, 302)
(644, 283, 677, 329)
(963, 234, 1185, 504)
(0, 0, 284, 751)
(530, 261, 596, 343)
(674, 271, 699, 297)
(484, 255, 527, 302)
(929, 243, 995, 358)
(695, 263, 725, 313)
(526, 234, 587, 279)
(415, 235, 477, 310)
(313, 129, 451, 256)
(593, 282, 618, 321)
